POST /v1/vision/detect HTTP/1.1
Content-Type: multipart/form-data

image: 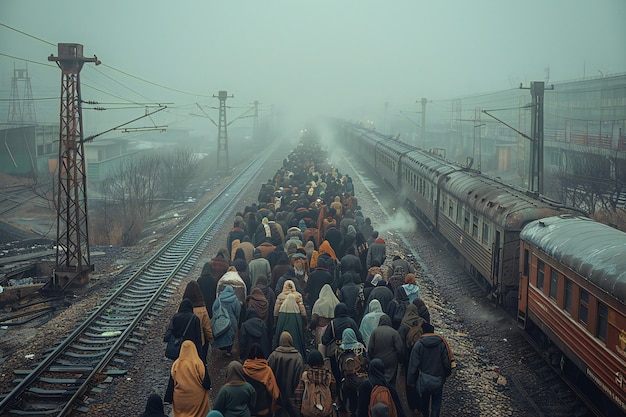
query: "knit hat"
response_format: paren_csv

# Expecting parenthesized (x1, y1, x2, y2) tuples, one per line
(374, 237, 386, 244)
(405, 273, 416, 285)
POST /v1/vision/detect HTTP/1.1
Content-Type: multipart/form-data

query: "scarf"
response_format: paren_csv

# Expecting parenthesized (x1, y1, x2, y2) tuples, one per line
(225, 361, 247, 386)
(312, 284, 339, 318)
(242, 358, 281, 411)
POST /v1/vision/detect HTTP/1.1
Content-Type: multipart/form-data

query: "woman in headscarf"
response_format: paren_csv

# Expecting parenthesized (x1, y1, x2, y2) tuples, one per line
(214, 361, 256, 417)
(273, 280, 307, 321)
(398, 304, 425, 413)
(212, 285, 242, 357)
(367, 315, 404, 388)
(273, 293, 307, 358)
(401, 273, 420, 304)
(356, 358, 405, 417)
(239, 308, 271, 360)
(310, 284, 340, 347)
(268, 332, 304, 417)
(412, 297, 431, 325)
(321, 303, 363, 402)
(182, 281, 214, 363)
(359, 299, 384, 348)
(170, 340, 211, 417)
(292, 350, 333, 417)
(242, 344, 281, 417)
(304, 239, 319, 269)
(337, 328, 367, 417)
(271, 251, 292, 290)
(247, 287, 270, 329)
(139, 394, 167, 417)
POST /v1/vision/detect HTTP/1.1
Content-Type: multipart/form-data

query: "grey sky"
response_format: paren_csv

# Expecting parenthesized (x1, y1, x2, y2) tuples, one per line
(1, 0, 625, 135)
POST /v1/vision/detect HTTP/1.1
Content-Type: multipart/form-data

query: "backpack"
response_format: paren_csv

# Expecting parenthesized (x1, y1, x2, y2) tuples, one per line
(368, 385, 397, 417)
(301, 371, 333, 417)
(338, 349, 367, 392)
(405, 319, 425, 350)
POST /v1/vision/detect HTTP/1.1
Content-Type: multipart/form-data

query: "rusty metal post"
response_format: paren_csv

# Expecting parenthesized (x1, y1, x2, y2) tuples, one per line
(48, 44, 99, 289)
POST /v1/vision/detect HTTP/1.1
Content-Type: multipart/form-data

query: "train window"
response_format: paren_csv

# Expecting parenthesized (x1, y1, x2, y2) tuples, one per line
(579, 289, 589, 324)
(464, 209, 470, 232)
(549, 269, 559, 300)
(564, 279, 573, 313)
(482, 223, 489, 244)
(472, 217, 479, 238)
(449, 201, 454, 218)
(457, 204, 462, 224)
(597, 303, 608, 342)
(537, 260, 545, 291)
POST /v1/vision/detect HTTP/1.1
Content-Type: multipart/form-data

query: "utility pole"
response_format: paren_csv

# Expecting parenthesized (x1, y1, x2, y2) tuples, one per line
(7, 65, 36, 126)
(48, 43, 99, 289)
(420, 97, 427, 148)
(384, 101, 389, 133)
(213, 90, 233, 173)
(252, 100, 259, 142)
(475, 107, 482, 171)
(527, 81, 545, 194)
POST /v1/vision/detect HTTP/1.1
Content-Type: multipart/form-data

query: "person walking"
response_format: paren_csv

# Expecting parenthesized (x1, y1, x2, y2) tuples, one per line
(182, 281, 214, 362)
(367, 314, 404, 388)
(356, 358, 405, 417)
(212, 285, 242, 357)
(242, 344, 281, 417)
(169, 340, 211, 417)
(214, 361, 257, 417)
(268, 332, 304, 417)
(407, 322, 453, 417)
(273, 293, 307, 359)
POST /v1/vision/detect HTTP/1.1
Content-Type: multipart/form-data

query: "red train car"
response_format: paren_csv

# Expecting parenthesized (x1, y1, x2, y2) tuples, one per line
(518, 215, 626, 415)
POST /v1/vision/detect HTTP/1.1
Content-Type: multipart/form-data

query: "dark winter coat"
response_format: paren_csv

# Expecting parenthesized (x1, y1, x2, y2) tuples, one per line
(407, 333, 452, 385)
(367, 315, 404, 387)
(239, 308, 271, 360)
(338, 281, 361, 322)
(322, 303, 364, 346)
(197, 262, 218, 318)
(307, 267, 334, 309)
(163, 298, 203, 359)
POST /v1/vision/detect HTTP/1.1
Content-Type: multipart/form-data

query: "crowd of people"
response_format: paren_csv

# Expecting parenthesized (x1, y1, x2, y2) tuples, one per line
(150, 138, 454, 417)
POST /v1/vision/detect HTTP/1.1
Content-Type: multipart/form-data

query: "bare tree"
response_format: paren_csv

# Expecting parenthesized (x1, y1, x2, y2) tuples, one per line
(159, 147, 201, 201)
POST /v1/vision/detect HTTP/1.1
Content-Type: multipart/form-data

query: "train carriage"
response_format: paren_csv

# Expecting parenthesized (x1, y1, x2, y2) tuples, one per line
(518, 215, 626, 415)
(372, 138, 412, 190)
(401, 149, 459, 228)
(437, 171, 568, 304)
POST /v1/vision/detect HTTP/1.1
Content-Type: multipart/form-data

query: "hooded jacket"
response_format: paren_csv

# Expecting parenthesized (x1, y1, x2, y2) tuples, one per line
(407, 333, 453, 385)
(239, 308, 271, 360)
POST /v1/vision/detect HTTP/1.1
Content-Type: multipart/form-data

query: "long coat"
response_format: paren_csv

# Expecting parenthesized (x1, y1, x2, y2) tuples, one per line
(367, 315, 404, 387)
(212, 286, 241, 349)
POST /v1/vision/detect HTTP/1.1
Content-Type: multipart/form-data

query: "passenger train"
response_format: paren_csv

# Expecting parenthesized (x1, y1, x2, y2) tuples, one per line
(338, 122, 626, 415)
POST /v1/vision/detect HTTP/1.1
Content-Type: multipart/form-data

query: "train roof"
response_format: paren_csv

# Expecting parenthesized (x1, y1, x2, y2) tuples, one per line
(403, 150, 460, 181)
(441, 170, 567, 229)
(520, 215, 626, 303)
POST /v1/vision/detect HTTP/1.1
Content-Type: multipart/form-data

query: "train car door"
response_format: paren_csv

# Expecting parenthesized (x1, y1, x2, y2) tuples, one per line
(517, 245, 530, 329)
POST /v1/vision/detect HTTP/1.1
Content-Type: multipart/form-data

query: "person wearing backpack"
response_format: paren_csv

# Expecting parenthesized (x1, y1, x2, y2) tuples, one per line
(292, 350, 334, 417)
(356, 358, 405, 417)
(337, 328, 367, 417)
(406, 323, 452, 417)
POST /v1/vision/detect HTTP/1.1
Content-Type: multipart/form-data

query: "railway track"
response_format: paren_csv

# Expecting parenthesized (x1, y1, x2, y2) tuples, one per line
(0, 149, 271, 417)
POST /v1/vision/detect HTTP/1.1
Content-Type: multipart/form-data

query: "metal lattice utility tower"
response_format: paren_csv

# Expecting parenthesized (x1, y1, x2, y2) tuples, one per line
(7, 65, 37, 126)
(529, 81, 545, 194)
(48, 43, 99, 288)
(213, 90, 233, 173)
(253, 100, 259, 142)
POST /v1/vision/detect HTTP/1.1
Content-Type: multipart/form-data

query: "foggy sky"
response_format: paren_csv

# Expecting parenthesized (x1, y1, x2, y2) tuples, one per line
(1, 0, 625, 136)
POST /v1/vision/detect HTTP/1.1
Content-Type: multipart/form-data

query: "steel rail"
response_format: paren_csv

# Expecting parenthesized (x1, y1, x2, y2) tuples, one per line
(0, 147, 272, 416)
